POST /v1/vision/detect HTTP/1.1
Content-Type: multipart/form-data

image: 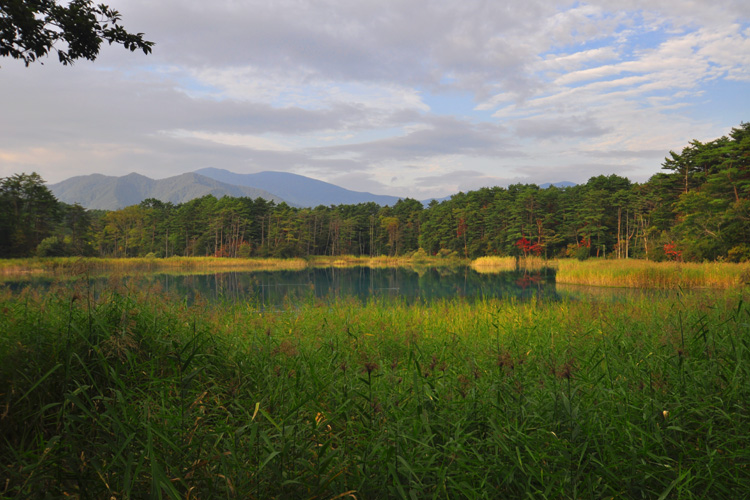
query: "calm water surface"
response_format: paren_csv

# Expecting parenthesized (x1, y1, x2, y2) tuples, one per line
(5, 266, 675, 310)
(6, 267, 564, 310)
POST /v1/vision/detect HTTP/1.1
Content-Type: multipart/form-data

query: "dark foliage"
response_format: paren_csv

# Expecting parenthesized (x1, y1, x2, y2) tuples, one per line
(0, 0, 152, 66)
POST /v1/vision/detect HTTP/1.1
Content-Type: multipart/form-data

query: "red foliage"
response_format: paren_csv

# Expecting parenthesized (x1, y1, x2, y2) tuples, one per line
(515, 237, 542, 256)
(664, 242, 682, 261)
(515, 272, 542, 289)
(457, 218, 467, 237)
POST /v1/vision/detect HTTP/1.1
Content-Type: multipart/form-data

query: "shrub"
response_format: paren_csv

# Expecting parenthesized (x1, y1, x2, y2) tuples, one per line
(36, 236, 67, 257)
(411, 248, 429, 261)
(574, 246, 590, 261)
(727, 245, 750, 263)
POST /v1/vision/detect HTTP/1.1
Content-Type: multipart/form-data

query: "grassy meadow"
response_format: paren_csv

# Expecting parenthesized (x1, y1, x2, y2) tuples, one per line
(1, 268, 749, 498)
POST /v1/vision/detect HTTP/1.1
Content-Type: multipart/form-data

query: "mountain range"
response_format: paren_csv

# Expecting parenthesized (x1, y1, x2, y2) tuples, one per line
(49, 172, 285, 210)
(539, 181, 576, 189)
(49, 169, 575, 210)
(194, 168, 403, 207)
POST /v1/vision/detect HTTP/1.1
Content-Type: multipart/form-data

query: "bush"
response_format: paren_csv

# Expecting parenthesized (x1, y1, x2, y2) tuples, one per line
(574, 246, 590, 261)
(36, 236, 67, 257)
(727, 245, 750, 263)
(237, 242, 252, 258)
(436, 248, 458, 259)
(411, 248, 429, 261)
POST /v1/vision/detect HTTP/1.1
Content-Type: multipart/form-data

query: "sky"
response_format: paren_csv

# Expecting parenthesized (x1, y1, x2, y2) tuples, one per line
(1, 0, 749, 199)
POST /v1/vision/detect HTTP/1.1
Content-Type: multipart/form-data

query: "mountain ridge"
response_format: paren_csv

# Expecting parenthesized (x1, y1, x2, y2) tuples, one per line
(49, 172, 285, 210)
(48, 169, 578, 210)
(194, 168, 404, 207)
(539, 181, 577, 189)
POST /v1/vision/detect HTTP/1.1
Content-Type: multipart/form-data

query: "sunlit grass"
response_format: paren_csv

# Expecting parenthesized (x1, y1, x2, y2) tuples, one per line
(0, 256, 309, 278)
(554, 258, 750, 288)
(2, 279, 749, 498)
(0, 254, 465, 279)
(307, 254, 466, 268)
(5, 256, 749, 289)
(471, 255, 549, 272)
(472, 257, 750, 289)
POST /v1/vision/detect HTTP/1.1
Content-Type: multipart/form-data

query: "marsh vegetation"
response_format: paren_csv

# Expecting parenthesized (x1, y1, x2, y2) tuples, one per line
(1, 258, 749, 498)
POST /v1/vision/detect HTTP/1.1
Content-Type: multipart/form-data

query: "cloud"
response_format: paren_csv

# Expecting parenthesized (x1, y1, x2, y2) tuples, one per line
(515, 115, 611, 140)
(541, 47, 621, 73)
(581, 149, 665, 159)
(1, 0, 748, 197)
(185, 66, 431, 112)
(313, 117, 518, 163)
(165, 130, 291, 151)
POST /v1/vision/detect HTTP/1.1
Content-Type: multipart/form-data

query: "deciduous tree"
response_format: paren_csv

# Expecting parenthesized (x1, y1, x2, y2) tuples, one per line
(1, 0, 152, 66)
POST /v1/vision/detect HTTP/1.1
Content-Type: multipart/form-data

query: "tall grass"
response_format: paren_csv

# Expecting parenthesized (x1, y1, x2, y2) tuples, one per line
(0, 255, 465, 280)
(307, 254, 465, 268)
(555, 258, 750, 288)
(473, 257, 750, 289)
(5, 256, 749, 289)
(1, 279, 749, 498)
(472, 255, 549, 272)
(0, 256, 309, 278)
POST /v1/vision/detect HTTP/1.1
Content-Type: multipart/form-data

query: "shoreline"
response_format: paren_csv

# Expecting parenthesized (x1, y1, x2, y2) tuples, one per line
(1, 255, 748, 289)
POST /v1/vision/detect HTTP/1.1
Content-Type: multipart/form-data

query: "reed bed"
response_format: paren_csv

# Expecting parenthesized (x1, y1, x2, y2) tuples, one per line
(472, 257, 750, 289)
(306, 255, 465, 268)
(554, 258, 750, 289)
(5, 256, 748, 289)
(1, 279, 749, 498)
(0, 256, 309, 277)
(0, 255, 462, 280)
(471, 256, 549, 273)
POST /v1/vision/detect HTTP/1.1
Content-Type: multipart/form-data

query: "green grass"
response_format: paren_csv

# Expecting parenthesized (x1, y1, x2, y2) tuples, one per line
(1, 280, 750, 498)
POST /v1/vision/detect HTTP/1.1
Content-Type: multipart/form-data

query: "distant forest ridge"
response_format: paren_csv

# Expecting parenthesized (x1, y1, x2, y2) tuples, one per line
(1, 122, 748, 262)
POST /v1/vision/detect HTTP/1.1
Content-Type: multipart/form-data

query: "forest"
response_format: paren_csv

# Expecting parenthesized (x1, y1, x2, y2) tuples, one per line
(1, 122, 748, 263)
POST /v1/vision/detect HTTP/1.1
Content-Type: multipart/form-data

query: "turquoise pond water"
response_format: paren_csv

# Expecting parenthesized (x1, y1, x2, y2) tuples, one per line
(4, 266, 672, 310)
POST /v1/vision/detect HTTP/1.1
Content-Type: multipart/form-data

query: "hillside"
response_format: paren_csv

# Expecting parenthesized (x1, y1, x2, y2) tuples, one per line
(540, 181, 577, 189)
(194, 168, 403, 207)
(48, 169, 577, 211)
(49, 172, 285, 210)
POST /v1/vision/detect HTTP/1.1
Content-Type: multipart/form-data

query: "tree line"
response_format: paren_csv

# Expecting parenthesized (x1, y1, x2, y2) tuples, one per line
(1, 123, 748, 262)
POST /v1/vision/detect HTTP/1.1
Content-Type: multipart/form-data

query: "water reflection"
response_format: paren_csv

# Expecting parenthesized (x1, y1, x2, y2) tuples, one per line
(4, 267, 559, 310)
(159, 267, 558, 309)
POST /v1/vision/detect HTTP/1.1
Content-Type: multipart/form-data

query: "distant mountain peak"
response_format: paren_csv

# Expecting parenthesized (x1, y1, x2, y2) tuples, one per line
(539, 181, 576, 189)
(49, 172, 284, 210)
(193, 168, 403, 208)
(49, 168, 578, 210)
(121, 172, 149, 179)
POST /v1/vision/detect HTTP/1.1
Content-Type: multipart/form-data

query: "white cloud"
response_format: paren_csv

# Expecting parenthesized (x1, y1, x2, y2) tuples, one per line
(541, 47, 621, 72)
(164, 130, 292, 151)
(1, 0, 748, 197)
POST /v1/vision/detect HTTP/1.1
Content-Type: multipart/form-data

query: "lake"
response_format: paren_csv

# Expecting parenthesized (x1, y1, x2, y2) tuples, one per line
(4, 265, 678, 310)
(4, 266, 570, 310)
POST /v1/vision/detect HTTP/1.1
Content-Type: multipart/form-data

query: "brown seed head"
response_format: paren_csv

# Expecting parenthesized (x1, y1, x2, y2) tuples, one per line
(362, 361, 380, 375)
